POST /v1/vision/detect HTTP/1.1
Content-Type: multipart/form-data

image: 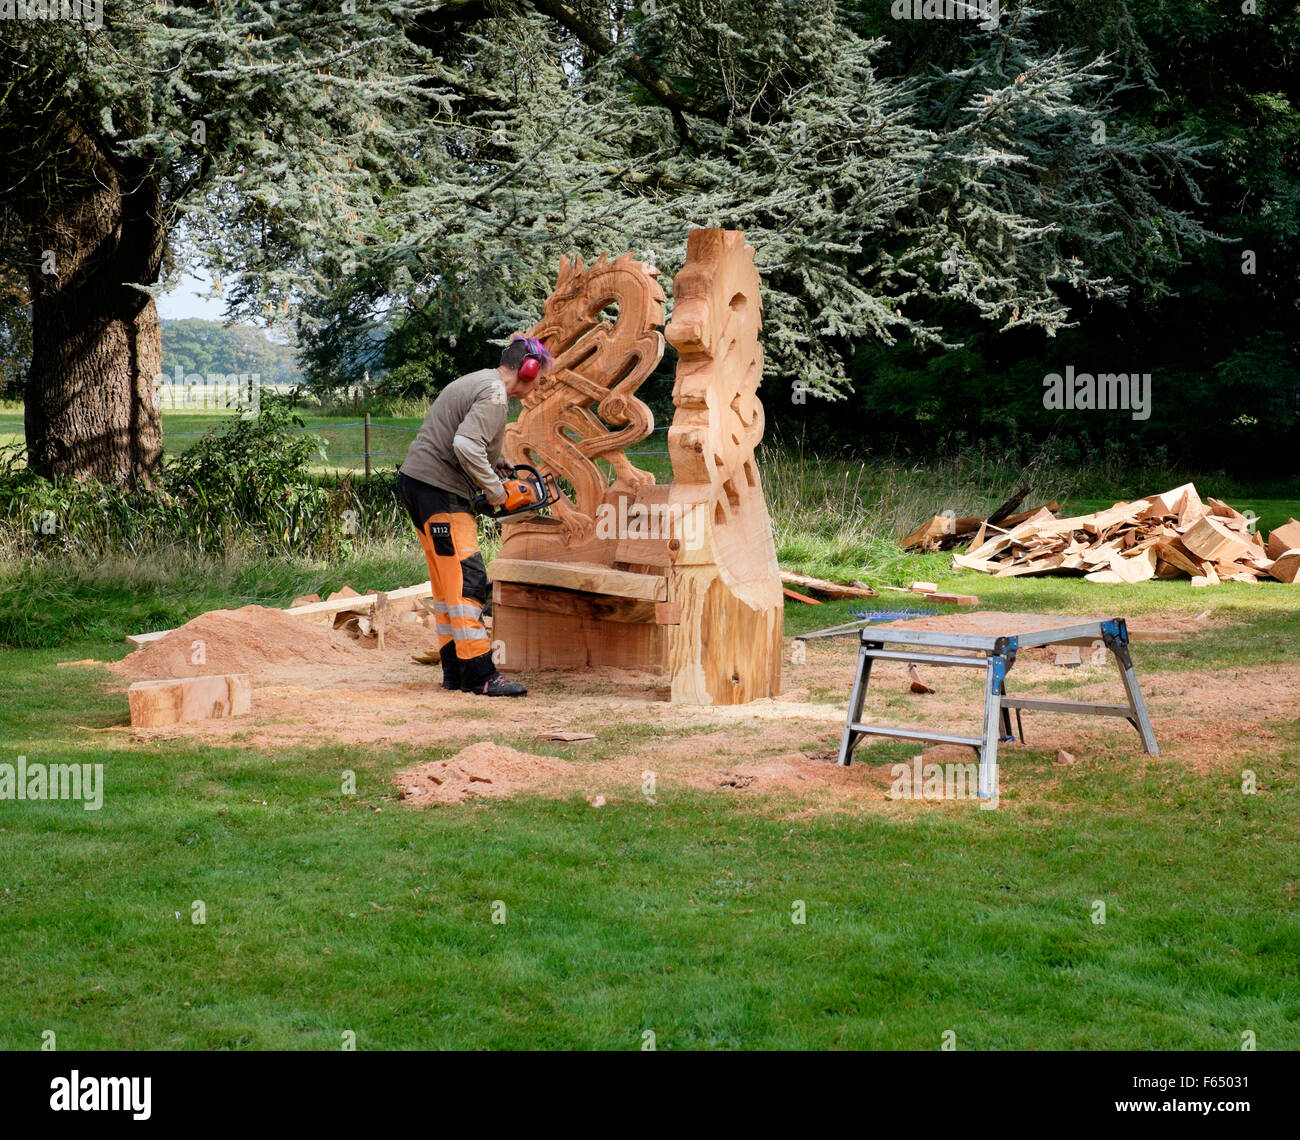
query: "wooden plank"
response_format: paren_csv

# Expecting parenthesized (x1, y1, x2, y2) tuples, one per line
(286, 582, 433, 618)
(128, 674, 251, 728)
(779, 570, 876, 599)
(487, 558, 667, 601)
(782, 586, 822, 605)
(1081, 500, 1150, 537)
(493, 581, 657, 625)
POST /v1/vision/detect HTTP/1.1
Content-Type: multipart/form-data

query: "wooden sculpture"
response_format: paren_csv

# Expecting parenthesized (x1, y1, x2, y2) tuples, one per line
(487, 229, 783, 704)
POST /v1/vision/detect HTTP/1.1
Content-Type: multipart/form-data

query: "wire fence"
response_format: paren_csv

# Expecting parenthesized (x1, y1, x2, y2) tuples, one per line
(3, 413, 673, 478)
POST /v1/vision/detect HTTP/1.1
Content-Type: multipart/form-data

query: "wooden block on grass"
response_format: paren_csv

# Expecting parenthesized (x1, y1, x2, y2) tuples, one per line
(128, 674, 251, 728)
(920, 590, 979, 606)
(1270, 548, 1300, 584)
(1266, 519, 1300, 561)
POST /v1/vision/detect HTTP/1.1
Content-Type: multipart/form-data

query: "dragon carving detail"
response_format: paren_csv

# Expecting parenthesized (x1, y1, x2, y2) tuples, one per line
(501, 252, 665, 549)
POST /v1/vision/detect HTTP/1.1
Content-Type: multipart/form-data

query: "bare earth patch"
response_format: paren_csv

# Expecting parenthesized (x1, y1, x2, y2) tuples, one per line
(97, 605, 1296, 809)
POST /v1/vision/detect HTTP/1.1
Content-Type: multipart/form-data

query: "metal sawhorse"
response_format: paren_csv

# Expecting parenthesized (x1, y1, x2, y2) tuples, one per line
(826, 617, 1159, 800)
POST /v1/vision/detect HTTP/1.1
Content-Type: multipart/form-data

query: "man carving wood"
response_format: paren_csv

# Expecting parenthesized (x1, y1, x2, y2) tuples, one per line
(398, 336, 552, 696)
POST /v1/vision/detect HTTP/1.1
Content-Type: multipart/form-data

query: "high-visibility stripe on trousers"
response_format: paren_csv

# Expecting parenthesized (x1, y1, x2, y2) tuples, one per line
(414, 511, 491, 661)
(397, 473, 492, 663)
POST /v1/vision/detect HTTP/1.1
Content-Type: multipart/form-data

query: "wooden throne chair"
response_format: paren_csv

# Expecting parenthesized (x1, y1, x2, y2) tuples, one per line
(486, 228, 783, 705)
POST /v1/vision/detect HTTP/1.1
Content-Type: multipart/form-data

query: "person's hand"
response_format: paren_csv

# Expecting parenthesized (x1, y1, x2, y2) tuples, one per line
(493, 457, 514, 479)
(486, 486, 508, 507)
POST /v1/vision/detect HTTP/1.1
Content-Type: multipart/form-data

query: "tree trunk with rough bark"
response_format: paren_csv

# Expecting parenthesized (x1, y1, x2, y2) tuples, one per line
(22, 127, 165, 486)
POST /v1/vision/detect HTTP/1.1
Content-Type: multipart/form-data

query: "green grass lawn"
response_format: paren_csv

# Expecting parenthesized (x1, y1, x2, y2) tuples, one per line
(2, 409, 1297, 1048)
(2, 569, 1298, 1050)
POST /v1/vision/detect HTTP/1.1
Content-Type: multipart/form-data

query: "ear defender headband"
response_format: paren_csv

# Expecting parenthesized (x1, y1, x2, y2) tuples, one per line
(513, 335, 550, 381)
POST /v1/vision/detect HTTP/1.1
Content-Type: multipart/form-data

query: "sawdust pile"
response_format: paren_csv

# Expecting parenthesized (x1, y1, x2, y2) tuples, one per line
(397, 742, 570, 805)
(110, 605, 367, 680)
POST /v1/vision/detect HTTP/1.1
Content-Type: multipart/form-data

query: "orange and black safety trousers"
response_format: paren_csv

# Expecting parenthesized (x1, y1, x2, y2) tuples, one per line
(397, 472, 496, 691)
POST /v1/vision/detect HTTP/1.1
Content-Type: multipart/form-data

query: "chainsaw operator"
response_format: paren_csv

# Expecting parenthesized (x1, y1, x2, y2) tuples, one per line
(397, 335, 552, 697)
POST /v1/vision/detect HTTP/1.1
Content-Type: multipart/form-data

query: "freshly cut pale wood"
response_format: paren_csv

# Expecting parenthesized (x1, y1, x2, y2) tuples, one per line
(498, 250, 665, 564)
(1270, 548, 1300, 584)
(1108, 547, 1157, 584)
(488, 558, 666, 601)
(1190, 575, 1215, 588)
(900, 499, 1060, 551)
(779, 570, 876, 599)
(1266, 518, 1300, 561)
(951, 552, 998, 572)
(285, 582, 433, 618)
(1084, 569, 1123, 584)
(1207, 497, 1247, 523)
(994, 555, 1064, 577)
(921, 591, 979, 606)
(128, 674, 251, 728)
(900, 515, 951, 552)
(491, 229, 783, 704)
(1157, 482, 1206, 526)
(290, 593, 321, 608)
(493, 582, 657, 625)
(1152, 538, 1203, 577)
(1182, 515, 1255, 564)
(908, 581, 937, 593)
(1082, 500, 1149, 536)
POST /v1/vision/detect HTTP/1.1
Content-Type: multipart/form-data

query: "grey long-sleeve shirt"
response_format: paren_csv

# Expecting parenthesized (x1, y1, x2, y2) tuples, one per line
(399, 369, 508, 501)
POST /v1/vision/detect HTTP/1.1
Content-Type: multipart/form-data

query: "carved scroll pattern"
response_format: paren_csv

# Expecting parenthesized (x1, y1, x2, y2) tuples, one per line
(665, 229, 768, 538)
(502, 253, 665, 546)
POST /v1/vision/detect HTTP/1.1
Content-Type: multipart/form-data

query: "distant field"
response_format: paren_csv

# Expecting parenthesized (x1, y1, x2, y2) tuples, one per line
(0, 407, 677, 480)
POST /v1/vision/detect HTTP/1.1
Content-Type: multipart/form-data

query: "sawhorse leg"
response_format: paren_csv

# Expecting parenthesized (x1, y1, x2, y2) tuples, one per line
(978, 653, 1011, 801)
(837, 641, 881, 766)
(1103, 619, 1160, 755)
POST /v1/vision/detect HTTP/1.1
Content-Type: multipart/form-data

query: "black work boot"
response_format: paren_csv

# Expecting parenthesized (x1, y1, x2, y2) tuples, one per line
(481, 674, 527, 697)
(460, 651, 526, 697)
(439, 643, 461, 691)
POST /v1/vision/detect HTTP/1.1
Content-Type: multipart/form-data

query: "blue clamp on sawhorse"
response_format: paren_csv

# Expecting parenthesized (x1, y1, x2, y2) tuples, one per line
(832, 617, 1160, 801)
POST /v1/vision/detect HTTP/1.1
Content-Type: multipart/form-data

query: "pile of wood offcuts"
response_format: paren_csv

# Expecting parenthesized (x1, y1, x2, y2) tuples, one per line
(947, 483, 1300, 586)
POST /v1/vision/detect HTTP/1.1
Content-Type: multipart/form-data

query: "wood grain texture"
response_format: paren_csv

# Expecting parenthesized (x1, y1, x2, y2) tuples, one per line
(127, 674, 251, 728)
(663, 228, 783, 703)
(498, 252, 665, 564)
(489, 229, 782, 703)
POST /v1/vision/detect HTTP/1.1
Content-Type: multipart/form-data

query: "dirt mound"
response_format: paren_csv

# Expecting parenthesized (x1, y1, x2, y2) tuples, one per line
(396, 741, 571, 805)
(110, 605, 367, 680)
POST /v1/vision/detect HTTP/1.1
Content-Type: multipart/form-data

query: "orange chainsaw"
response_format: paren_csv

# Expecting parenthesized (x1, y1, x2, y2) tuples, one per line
(473, 464, 562, 521)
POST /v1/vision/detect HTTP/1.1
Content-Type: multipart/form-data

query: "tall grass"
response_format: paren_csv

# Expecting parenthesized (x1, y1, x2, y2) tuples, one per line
(761, 441, 1073, 581)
